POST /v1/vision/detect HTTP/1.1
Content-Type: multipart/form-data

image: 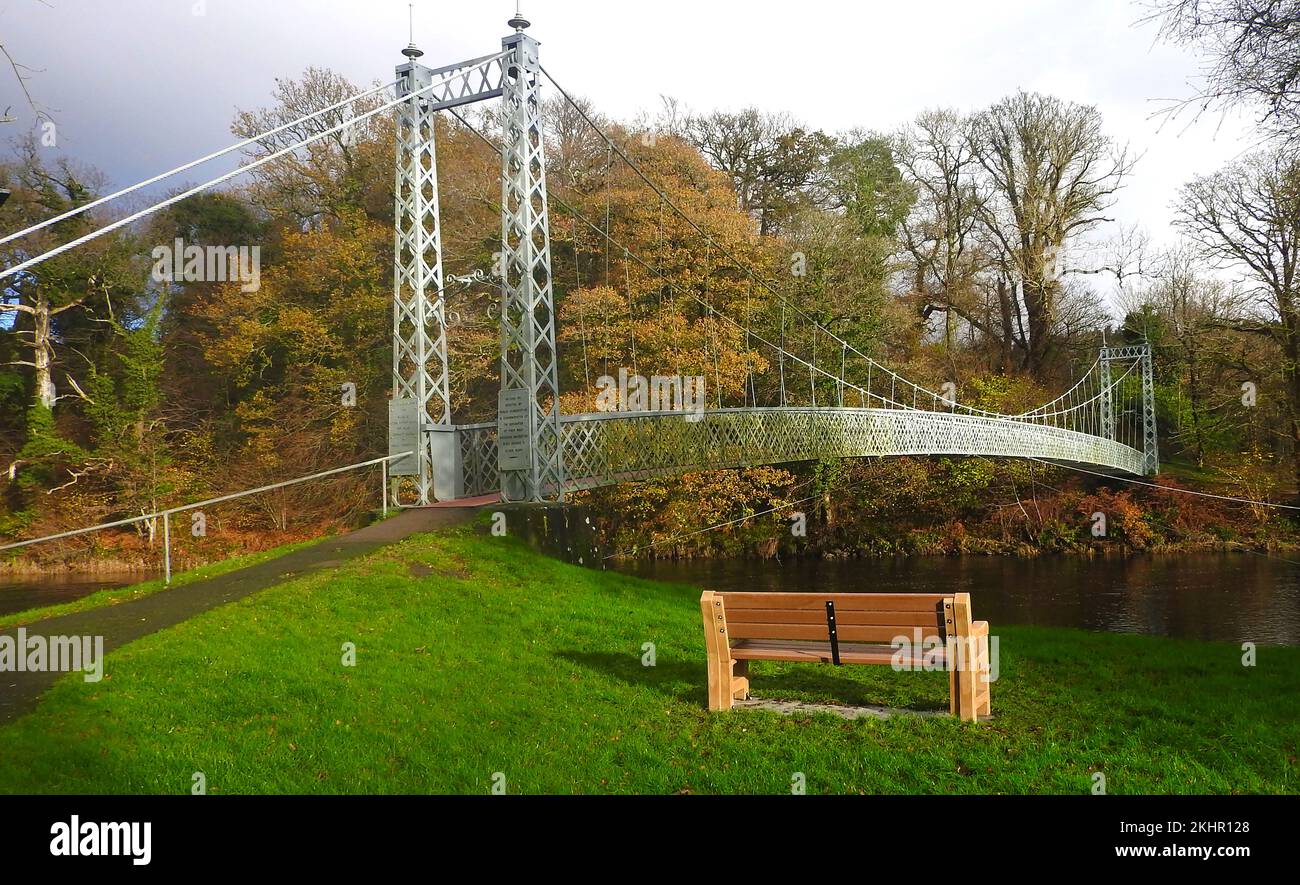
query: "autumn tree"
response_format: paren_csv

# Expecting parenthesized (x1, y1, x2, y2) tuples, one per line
(687, 108, 835, 235)
(552, 129, 772, 409)
(1176, 147, 1300, 495)
(231, 67, 394, 225)
(190, 209, 391, 529)
(896, 110, 991, 365)
(968, 91, 1133, 377)
(1149, 0, 1300, 146)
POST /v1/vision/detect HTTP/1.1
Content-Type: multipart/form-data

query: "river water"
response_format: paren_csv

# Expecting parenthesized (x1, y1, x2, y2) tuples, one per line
(5, 552, 1299, 646)
(618, 552, 1300, 646)
(0, 573, 159, 618)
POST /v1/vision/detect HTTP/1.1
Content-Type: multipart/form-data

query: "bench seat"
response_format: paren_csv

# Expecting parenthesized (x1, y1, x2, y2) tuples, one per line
(701, 590, 992, 722)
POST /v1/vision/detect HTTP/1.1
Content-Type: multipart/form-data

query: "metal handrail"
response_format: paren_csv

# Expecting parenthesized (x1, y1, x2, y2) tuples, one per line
(0, 451, 414, 583)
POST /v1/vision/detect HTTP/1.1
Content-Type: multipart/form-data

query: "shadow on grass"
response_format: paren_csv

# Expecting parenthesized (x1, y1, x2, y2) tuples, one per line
(753, 667, 950, 712)
(557, 650, 948, 713)
(557, 651, 704, 704)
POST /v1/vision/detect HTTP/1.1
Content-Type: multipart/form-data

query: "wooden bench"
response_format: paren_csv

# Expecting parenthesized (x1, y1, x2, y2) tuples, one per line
(700, 590, 991, 722)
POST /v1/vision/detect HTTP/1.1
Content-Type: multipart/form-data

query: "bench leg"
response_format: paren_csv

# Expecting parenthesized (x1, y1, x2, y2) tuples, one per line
(953, 636, 995, 721)
(732, 659, 750, 700)
(948, 637, 980, 722)
(977, 634, 991, 717)
(961, 636, 980, 721)
(951, 595, 981, 723)
(707, 655, 735, 711)
(701, 592, 734, 711)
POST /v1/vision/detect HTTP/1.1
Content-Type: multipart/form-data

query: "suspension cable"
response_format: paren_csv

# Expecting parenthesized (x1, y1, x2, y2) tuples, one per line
(1025, 358, 1141, 422)
(1, 58, 505, 282)
(539, 64, 1036, 422)
(446, 104, 1129, 427)
(1015, 356, 1102, 417)
(0, 80, 400, 248)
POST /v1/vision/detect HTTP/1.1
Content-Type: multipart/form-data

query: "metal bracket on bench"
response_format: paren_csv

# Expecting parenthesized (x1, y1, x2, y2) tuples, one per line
(825, 601, 841, 666)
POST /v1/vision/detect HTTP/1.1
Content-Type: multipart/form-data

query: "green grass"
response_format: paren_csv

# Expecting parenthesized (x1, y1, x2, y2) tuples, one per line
(0, 536, 328, 629)
(0, 525, 1296, 794)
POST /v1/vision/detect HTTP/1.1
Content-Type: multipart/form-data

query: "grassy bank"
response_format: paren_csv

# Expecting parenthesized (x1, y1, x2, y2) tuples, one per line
(0, 524, 1296, 794)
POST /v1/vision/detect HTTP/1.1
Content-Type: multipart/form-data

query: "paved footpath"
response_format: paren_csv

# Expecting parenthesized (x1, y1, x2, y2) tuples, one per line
(0, 505, 483, 725)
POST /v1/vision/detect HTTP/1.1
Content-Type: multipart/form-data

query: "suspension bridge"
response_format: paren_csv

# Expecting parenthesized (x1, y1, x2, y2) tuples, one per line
(386, 13, 1157, 504)
(2, 12, 1159, 512)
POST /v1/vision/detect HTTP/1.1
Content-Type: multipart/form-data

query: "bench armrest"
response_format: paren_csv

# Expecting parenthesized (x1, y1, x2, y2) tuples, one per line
(971, 620, 989, 638)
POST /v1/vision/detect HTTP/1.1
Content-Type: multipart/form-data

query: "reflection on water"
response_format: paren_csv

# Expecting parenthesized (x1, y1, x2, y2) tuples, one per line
(618, 553, 1300, 645)
(0, 573, 158, 618)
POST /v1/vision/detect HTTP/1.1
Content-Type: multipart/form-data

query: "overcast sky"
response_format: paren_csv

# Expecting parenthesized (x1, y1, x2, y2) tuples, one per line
(0, 0, 1263, 256)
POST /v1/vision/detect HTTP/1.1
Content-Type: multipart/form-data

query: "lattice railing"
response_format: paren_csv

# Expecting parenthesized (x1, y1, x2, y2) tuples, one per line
(438, 405, 1147, 498)
(459, 423, 500, 498)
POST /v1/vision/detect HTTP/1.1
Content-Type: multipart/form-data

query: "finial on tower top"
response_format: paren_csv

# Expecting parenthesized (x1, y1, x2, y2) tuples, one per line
(402, 4, 423, 58)
(508, 2, 530, 32)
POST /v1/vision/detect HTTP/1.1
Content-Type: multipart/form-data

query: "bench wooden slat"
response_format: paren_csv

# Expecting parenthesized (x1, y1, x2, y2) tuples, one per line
(725, 608, 943, 628)
(716, 591, 950, 612)
(727, 621, 944, 644)
(730, 639, 947, 667)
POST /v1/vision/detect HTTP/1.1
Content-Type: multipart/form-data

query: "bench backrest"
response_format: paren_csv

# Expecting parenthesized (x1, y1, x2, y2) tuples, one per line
(714, 591, 965, 645)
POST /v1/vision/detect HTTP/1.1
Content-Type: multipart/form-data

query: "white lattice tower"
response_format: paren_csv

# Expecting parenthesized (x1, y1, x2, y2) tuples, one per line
(497, 23, 563, 502)
(391, 51, 450, 504)
(1100, 343, 1160, 475)
(1099, 357, 1114, 440)
(386, 17, 550, 503)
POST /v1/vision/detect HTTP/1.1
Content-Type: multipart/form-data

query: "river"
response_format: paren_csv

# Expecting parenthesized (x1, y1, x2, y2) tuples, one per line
(0, 573, 159, 618)
(618, 552, 1300, 645)
(5, 552, 1299, 645)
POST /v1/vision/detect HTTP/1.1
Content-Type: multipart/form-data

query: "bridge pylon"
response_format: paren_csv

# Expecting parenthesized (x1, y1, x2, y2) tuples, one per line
(497, 18, 563, 503)
(1100, 342, 1159, 475)
(390, 41, 451, 506)
(388, 15, 563, 505)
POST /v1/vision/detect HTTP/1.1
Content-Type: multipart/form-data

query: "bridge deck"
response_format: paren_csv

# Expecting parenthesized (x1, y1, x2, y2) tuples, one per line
(449, 406, 1146, 500)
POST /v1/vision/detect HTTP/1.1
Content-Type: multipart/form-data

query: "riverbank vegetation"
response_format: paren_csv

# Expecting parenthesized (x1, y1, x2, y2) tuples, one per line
(585, 457, 1300, 559)
(2, 4, 1298, 569)
(1, 524, 1295, 794)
